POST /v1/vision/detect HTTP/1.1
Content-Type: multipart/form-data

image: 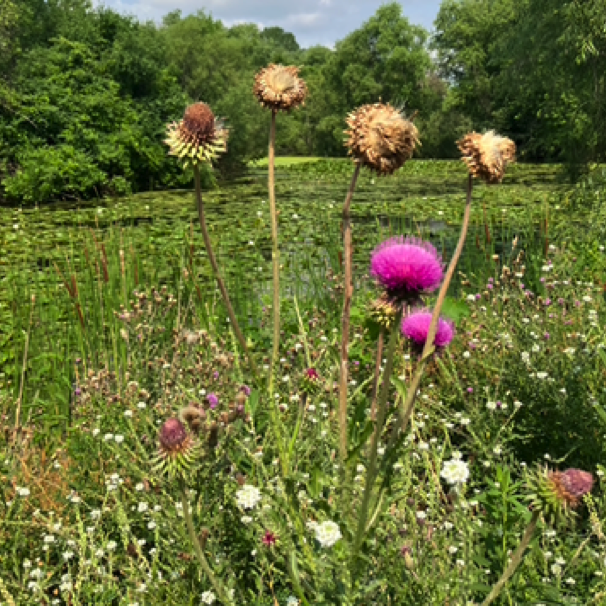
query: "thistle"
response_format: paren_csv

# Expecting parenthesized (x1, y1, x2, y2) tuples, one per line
(164, 102, 228, 168)
(154, 418, 199, 480)
(368, 294, 399, 330)
(401, 310, 455, 349)
(370, 236, 444, 303)
(457, 130, 516, 184)
(526, 466, 594, 524)
(300, 367, 320, 395)
(253, 64, 307, 112)
(345, 103, 419, 175)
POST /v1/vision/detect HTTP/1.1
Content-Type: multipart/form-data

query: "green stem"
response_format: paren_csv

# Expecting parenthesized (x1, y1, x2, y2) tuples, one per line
(338, 163, 362, 462)
(180, 482, 234, 606)
(385, 174, 474, 454)
(481, 510, 540, 606)
(193, 165, 259, 384)
(268, 109, 280, 398)
(352, 311, 402, 558)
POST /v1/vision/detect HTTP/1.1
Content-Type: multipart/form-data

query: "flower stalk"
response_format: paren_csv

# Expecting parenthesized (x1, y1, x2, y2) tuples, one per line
(180, 480, 235, 606)
(338, 162, 361, 460)
(352, 308, 402, 558)
(387, 174, 473, 448)
(193, 165, 259, 383)
(480, 510, 540, 606)
(268, 109, 280, 398)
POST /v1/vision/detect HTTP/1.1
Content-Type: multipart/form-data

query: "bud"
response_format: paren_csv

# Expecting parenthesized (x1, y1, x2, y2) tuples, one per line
(154, 418, 199, 480)
(300, 367, 320, 395)
(527, 466, 594, 523)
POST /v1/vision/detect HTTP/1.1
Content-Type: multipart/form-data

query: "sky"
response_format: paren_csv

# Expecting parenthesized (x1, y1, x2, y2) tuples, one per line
(93, 0, 444, 48)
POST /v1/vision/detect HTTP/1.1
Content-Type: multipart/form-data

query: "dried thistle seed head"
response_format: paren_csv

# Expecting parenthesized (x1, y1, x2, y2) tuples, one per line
(253, 64, 307, 112)
(179, 405, 205, 433)
(154, 418, 199, 480)
(164, 102, 228, 168)
(345, 103, 419, 175)
(457, 130, 516, 184)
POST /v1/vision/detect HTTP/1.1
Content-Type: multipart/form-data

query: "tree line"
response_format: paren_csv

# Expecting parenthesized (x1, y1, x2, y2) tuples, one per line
(0, 0, 603, 203)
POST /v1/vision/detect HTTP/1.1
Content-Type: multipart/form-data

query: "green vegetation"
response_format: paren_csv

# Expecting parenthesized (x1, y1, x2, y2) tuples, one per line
(1, 1, 605, 202)
(2, 0, 606, 604)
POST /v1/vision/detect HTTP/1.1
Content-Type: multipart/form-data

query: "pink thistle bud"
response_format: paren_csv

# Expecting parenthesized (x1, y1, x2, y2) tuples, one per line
(262, 530, 277, 547)
(159, 418, 188, 451)
(401, 311, 455, 348)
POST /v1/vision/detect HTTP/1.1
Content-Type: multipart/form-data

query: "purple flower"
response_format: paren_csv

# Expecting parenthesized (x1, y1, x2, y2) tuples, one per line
(401, 311, 455, 348)
(544, 332, 550, 339)
(207, 393, 219, 409)
(370, 237, 444, 296)
(213, 371, 219, 379)
(240, 385, 251, 397)
(487, 284, 493, 290)
(467, 387, 474, 393)
(74, 388, 82, 397)
(544, 298, 552, 306)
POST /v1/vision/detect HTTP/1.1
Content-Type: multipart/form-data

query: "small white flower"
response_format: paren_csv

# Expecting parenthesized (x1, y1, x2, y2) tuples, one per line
(148, 521, 157, 530)
(448, 546, 458, 554)
(236, 485, 262, 510)
(137, 401, 147, 409)
(240, 515, 253, 524)
(114, 435, 124, 443)
(200, 589, 216, 604)
(92, 428, 100, 437)
(90, 509, 101, 519)
(314, 520, 342, 548)
(463, 351, 471, 358)
(135, 483, 144, 491)
(440, 458, 470, 486)
(486, 401, 497, 411)
(16, 487, 30, 497)
(138, 502, 148, 513)
(106, 541, 117, 551)
(536, 372, 548, 379)
(551, 563, 562, 575)
(63, 551, 74, 560)
(104, 433, 114, 441)
(286, 597, 299, 606)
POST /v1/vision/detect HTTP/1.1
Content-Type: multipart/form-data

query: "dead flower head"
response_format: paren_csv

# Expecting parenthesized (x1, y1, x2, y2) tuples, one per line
(345, 103, 419, 175)
(164, 102, 228, 168)
(457, 130, 516, 184)
(253, 64, 307, 112)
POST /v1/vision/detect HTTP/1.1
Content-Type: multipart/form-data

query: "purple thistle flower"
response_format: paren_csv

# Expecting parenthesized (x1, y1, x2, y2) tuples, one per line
(544, 298, 552, 306)
(401, 311, 455, 348)
(207, 393, 219, 409)
(370, 237, 444, 297)
(467, 387, 473, 394)
(240, 385, 251, 397)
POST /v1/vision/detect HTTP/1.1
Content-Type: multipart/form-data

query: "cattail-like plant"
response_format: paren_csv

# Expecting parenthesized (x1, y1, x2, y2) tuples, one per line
(339, 103, 419, 460)
(253, 64, 307, 397)
(481, 467, 593, 606)
(164, 102, 258, 382)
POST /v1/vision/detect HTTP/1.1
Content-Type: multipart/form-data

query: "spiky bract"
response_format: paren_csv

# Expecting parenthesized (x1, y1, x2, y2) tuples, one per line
(164, 102, 228, 168)
(345, 103, 419, 175)
(457, 130, 516, 184)
(253, 64, 307, 112)
(526, 466, 594, 524)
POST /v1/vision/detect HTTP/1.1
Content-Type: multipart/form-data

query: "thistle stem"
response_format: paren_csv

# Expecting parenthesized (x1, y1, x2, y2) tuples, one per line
(193, 165, 259, 383)
(180, 482, 234, 606)
(268, 109, 280, 398)
(481, 510, 540, 606)
(338, 163, 362, 461)
(352, 309, 402, 558)
(370, 330, 385, 421)
(386, 174, 474, 452)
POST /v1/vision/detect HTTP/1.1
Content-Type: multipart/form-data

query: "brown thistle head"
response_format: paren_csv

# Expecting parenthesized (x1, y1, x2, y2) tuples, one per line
(253, 64, 307, 112)
(164, 102, 228, 168)
(345, 103, 419, 175)
(457, 130, 516, 184)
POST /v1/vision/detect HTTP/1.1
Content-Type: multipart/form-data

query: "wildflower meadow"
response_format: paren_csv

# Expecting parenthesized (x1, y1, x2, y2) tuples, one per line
(3, 34, 606, 606)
